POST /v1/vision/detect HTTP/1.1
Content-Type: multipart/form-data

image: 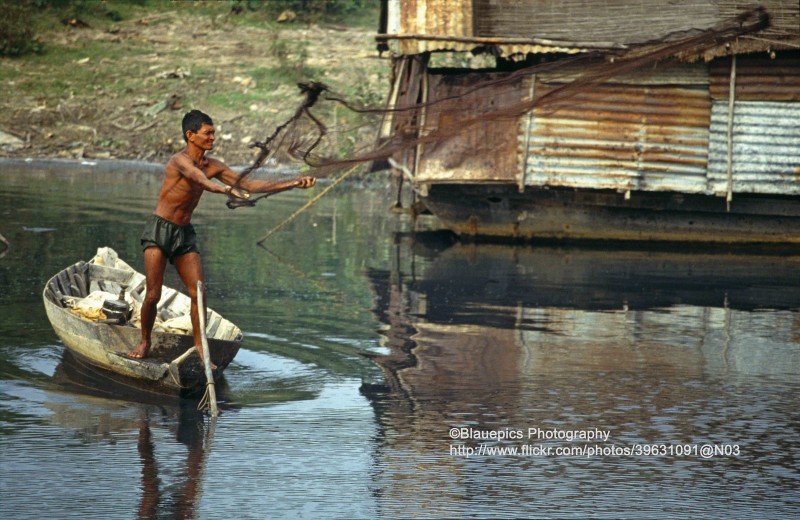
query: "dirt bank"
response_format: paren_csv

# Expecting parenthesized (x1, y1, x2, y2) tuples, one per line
(0, 7, 389, 166)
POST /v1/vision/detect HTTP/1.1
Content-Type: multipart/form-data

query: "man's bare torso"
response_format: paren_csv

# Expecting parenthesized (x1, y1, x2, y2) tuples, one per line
(154, 151, 223, 226)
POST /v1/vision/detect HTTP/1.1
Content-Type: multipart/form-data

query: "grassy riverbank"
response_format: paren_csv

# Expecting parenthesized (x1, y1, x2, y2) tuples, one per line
(0, 0, 388, 165)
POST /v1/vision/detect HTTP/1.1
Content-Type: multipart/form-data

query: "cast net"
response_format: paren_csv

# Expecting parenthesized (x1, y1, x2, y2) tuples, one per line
(228, 6, 772, 210)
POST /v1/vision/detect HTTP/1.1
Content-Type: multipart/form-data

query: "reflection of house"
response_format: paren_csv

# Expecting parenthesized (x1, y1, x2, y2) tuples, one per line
(377, 1, 800, 242)
(366, 235, 800, 403)
(363, 235, 800, 515)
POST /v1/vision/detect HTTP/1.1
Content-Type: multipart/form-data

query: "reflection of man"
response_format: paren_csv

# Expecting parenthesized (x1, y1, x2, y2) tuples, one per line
(136, 405, 207, 518)
(136, 413, 160, 518)
(128, 110, 315, 367)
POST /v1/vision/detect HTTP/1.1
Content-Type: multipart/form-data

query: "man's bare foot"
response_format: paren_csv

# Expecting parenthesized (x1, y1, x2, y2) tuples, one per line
(128, 342, 150, 359)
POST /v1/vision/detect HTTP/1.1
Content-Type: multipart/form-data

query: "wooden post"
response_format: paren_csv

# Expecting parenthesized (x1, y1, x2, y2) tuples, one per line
(196, 281, 218, 417)
(725, 55, 737, 212)
(520, 75, 536, 193)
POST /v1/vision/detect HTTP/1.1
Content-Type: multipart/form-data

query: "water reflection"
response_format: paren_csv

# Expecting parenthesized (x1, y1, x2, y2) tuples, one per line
(366, 233, 800, 390)
(135, 409, 208, 519)
(47, 354, 214, 520)
(363, 234, 800, 517)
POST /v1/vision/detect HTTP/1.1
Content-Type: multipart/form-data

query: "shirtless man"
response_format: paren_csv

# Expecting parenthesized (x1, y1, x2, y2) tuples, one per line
(128, 110, 315, 366)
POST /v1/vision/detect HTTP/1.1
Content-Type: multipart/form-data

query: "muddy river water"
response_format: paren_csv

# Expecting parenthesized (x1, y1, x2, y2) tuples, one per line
(1, 160, 798, 518)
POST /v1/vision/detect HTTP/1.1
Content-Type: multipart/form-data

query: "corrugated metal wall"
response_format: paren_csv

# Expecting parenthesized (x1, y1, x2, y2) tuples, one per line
(406, 0, 473, 37)
(708, 101, 800, 196)
(393, 0, 474, 54)
(706, 54, 800, 196)
(520, 78, 712, 193)
(405, 54, 800, 198)
(384, 0, 800, 198)
(709, 54, 800, 102)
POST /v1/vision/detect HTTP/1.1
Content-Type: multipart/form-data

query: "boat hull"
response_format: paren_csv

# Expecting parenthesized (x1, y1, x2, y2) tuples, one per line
(43, 250, 242, 398)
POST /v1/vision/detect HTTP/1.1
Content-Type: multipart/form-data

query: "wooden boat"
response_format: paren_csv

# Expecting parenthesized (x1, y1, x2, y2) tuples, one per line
(43, 247, 242, 398)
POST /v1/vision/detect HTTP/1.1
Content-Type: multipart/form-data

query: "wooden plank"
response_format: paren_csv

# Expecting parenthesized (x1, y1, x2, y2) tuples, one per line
(77, 261, 91, 295)
(67, 267, 84, 298)
(73, 273, 87, 298)
(45, 286, 59, 305)
(56, 271, 70, 296)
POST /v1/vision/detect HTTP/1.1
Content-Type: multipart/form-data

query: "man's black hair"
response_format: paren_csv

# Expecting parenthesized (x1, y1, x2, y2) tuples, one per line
(182, 110, 213, 142)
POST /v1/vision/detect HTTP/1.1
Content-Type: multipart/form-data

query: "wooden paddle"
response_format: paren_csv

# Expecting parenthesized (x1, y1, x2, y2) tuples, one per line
(196, 281, 219, 416)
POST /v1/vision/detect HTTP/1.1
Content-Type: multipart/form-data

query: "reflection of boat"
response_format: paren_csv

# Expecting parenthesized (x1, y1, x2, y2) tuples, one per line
(53, 349, 233, 404)
(43, 247, 242, 398)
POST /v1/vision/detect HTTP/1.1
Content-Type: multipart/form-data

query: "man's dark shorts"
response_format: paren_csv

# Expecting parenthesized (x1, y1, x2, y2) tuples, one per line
(140, 215, 199, 263)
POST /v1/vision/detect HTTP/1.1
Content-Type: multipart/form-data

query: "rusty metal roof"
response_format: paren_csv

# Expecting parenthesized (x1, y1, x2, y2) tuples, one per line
(382, 0, 800, 58)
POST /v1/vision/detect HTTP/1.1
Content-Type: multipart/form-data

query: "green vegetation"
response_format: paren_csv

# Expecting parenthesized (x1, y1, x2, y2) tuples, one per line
(0, 3, 42, 56)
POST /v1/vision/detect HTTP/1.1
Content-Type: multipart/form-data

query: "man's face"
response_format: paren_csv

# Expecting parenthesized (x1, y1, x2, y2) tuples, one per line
(187, 123, 215, 151)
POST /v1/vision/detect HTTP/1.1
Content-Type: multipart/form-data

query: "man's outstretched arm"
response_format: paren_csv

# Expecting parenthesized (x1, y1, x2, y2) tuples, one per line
(215, 163, 316, 195)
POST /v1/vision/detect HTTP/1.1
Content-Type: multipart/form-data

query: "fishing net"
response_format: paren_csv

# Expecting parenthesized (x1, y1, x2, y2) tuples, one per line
(229, 6, 772, 211)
